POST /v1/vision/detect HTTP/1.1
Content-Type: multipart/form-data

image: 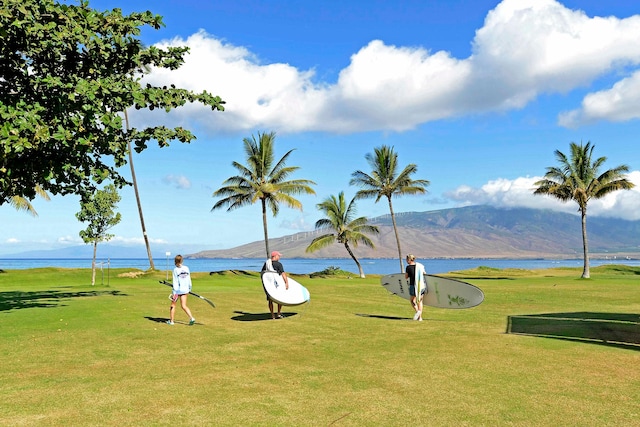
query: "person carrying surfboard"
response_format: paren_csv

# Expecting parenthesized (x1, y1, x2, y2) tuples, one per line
(405, 254, 426, 321)
(261, 251, 289, 319)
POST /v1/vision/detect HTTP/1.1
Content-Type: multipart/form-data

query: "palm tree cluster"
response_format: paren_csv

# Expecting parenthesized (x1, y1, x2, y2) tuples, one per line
(213, 136, 430, 277)
(212, 136, 636, 279)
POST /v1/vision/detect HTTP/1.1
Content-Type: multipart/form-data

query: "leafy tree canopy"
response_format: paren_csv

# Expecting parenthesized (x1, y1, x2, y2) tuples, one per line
(76, 183, 121, 244)
(0, 0, 225, 202)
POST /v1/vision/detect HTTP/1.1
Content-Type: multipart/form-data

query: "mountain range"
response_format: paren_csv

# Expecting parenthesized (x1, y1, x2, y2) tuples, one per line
(6, 206, 639, 260)
(189, 205, 640, 259)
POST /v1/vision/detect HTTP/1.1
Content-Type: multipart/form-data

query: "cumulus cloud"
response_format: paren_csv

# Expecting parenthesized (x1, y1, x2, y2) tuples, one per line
(132, 0, 640, 134)
(6, 238, 19, 244)
(163, 174, 192, 189)
(445, 171, 640, 220)
(559, 71, 640, 127)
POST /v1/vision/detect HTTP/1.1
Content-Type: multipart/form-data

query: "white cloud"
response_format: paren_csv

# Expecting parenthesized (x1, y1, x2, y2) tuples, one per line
(57, 235, 82, 245)
(130, 0, 640, 134)
(332, 40, 470, 131)
(559, 71, 640, 127)
(6, 238, 19, 244)
(163, 174, 192, 189)
(143, 32, 327, 133)
(445, 171, 640, 220)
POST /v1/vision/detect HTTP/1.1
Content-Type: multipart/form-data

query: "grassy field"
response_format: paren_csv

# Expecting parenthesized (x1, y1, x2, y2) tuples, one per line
(0, 265, 638, 426)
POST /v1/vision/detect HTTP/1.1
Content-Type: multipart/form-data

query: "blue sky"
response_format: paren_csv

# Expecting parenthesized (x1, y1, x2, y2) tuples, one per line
(4, 0, 640, 256)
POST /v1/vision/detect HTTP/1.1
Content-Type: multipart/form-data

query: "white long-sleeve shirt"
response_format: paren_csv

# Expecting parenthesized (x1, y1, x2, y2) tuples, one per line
(172, 264, 192, 295)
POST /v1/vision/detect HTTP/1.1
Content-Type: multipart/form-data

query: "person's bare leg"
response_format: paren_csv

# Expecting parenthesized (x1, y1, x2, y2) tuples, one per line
(411, 296, 420, 320)
(180, 294, 194, 320)
(168, 301, 176, 324)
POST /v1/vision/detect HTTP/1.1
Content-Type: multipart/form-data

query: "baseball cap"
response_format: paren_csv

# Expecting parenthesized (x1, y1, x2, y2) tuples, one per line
(271, 251, 282, 258)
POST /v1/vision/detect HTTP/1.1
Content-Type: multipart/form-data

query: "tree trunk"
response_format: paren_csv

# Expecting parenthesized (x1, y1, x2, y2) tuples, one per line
(125, 110, 155, 270)
(387, 196, 404, 273)
(91, 241, 97, 286)
(344, 242, 365, 278)
(261, 198, 270, 259)
(581, 208, 590, 279)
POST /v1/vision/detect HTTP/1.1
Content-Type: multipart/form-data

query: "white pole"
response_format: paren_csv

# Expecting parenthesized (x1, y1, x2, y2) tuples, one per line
(165, 252, 171, 281)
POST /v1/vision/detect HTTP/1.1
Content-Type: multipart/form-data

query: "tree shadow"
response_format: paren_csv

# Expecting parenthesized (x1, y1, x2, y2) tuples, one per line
(231, 310, 298, 321)
(209, 270, 256, 276)
(0, 289, 128, 312)
(506, 312, 640, 351)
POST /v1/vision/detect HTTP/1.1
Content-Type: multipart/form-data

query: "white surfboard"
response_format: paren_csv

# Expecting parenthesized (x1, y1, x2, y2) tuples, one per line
(261, 271, 310, 306)
(381, 273, 484, 309)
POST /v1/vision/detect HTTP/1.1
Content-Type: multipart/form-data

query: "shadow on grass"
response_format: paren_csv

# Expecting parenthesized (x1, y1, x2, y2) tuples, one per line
(144, 317, 203, 325)
(231, 310, 298, 321)
(355, 313, 410, 321)
(507, 312, 640, 351)
(209, 270, 256, 276)
(145, 316, 169, 324)
(0, 289, 128, 311)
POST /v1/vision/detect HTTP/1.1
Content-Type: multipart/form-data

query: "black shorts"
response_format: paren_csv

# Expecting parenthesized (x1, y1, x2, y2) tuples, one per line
(409, 284, 426, 297)
(261, 272, 273, 302)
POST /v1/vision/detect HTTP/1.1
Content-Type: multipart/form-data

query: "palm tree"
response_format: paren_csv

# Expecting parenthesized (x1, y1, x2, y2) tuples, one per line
(533, 141, 635, 278)
(124, 109, 154, 270)
(9, 185, 50, 216)
(350, 145, 430, 272)
(306, 192, 380, 278)
(212, 131, 316, 258)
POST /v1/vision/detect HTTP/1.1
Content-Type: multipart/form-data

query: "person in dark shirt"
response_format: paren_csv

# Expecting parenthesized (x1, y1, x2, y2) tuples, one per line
(405, 254, 426, 321)
(261, 251, 289, 319)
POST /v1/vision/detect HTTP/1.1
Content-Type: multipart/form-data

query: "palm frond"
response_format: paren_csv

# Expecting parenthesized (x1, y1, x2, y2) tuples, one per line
(305, 233, 337, 252)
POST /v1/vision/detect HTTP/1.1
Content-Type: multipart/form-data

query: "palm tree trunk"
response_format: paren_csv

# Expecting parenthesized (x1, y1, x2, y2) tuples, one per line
(261, 198, 270, 258)
(387, 196, 404, 273)
(344, 242, 365, 278)
(124, 110, 155, 270)
(580, 208, 590, 279)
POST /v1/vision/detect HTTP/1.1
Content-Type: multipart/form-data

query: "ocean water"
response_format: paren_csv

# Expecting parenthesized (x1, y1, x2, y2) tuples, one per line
(1, 257, 638, 275)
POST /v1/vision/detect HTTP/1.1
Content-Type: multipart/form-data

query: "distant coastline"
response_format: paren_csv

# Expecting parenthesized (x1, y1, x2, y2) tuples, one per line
(2, 257, 639, 276)
(4, 206, 640, 262)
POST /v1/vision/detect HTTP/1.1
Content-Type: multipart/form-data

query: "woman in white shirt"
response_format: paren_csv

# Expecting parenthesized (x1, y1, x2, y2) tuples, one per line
(167, 254, 196, 325)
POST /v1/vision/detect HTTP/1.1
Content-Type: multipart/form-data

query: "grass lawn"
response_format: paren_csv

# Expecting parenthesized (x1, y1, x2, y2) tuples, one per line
(0, 265, 638, 426)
